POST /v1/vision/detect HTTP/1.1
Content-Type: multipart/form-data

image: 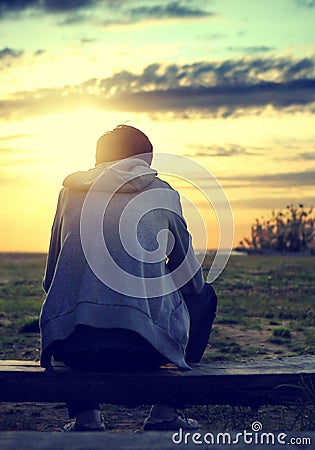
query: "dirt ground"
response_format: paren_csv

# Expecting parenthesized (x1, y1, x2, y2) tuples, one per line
(216, 323, 296, 358)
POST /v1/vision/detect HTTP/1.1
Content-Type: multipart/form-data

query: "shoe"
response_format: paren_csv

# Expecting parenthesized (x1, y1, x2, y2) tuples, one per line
(63, 421, 105, 432)
(143, 414, 200, 431)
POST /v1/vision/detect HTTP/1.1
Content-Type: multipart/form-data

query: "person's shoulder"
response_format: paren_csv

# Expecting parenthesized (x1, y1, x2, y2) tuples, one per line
(151, 177, 183, 216)
(153, 177, 179, 194)
(56, 185, 78, 204)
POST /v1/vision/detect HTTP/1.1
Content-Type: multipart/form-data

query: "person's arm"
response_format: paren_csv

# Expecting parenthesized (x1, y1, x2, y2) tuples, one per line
(167, 191, 204, 295)
(42, 190, 64, 294)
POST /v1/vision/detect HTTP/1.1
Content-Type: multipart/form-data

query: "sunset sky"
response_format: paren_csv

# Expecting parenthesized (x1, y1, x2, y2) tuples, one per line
(0, 0, 314, 252)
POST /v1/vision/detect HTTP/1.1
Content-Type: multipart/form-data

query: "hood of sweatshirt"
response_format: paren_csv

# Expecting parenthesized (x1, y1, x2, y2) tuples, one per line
(63, 157, 157, 193)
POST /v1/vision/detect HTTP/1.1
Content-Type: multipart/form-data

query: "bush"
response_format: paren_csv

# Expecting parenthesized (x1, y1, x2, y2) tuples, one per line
(239, 205, 314, 253)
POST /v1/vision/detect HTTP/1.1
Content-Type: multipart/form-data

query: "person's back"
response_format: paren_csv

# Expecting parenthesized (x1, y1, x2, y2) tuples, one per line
(40, 125, 217, 431)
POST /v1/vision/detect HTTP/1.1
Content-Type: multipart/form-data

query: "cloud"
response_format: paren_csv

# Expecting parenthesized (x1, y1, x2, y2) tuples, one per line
(44, 0, 96, 12)
(1, 56, 315, 120)
(0, 0, 214, 25)
(0, 46, 45, 71)
(60, 1, 214, 26)
(0, 147, 20, 155)
(0, 134, 33, 141)
(186, 144, 265, 157)
(282, 57, 315, 82)
(57, 12, 87, 24)
(232, 195, 315, 210)
(221, 170, 315, 188)
(0, 46, 44, 62)
(0, 148, 33, 160)
(0, 0, 37, 14)
(127, 2, 213, 21)
(34, 49, 45, 56)
(227, 46, 275, 55)
(0, 0, 97, 15)
(273, 146, 315, 161)
(0, 47, 23, 59)
(299, 151, 315, 160)
(80, 37, 96, 44)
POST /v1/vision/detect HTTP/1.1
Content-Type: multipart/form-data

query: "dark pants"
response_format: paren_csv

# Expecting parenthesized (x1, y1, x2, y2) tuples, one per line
(184, 282, 218, 362)
(63, 282, 218, 418)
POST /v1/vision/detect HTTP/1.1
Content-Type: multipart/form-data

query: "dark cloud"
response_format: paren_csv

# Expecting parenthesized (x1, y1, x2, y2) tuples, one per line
(0, 0, 96, 14)
(282, 57, 315, 82)
(34, 49, 45, 56)
(94, 56, 315, 115)
(0, 47, 24, 69)
(0, 0, 214, 23)
(0, 47, 44, 71)
(44, 0, 96, 12)
(227, 46, 275, 54)
(127, 2, 213, 21)
(88, 1, 214, 27)
(0, 0, 37, 13)
(1, 56, 315, 120)
(100, 78, 315, 118)
(0, 47, 23, 59)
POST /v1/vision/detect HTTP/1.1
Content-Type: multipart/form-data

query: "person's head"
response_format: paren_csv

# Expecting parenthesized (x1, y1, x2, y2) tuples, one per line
(95, 125, 153, 165)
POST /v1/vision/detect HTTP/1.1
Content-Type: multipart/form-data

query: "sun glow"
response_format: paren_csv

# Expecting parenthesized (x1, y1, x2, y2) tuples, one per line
(0, 109, 129, 252)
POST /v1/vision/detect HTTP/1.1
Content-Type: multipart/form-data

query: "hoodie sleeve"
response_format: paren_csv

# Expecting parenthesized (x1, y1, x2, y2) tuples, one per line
(42, 190, 64, 294)
(167, 191, 204, 295)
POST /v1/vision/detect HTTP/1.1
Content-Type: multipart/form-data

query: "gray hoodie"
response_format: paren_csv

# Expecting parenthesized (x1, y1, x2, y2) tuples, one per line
(40, 157, 204, 369)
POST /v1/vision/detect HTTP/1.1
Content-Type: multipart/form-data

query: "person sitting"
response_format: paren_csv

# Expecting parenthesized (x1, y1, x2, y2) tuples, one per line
(40, 125, 218, 431)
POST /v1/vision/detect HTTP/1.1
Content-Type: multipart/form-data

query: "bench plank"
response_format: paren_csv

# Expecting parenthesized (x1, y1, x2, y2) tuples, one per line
(0, 356, 314, 407)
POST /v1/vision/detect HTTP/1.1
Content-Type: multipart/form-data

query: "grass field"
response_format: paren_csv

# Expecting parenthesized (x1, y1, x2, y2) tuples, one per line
(0, 252, 314, 432)
(204, 253, 315, 362)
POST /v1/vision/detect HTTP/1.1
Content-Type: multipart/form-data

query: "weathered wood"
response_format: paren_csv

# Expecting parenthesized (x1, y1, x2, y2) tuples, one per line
(0, 431, 314, 450)
(0, 356, 314, 407)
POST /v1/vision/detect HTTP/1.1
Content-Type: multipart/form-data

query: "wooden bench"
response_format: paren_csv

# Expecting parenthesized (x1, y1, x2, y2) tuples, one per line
(0, 356, 314, 407)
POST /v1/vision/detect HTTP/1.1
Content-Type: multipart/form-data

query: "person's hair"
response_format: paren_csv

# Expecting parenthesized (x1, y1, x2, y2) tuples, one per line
(95, 125, 153, 165)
